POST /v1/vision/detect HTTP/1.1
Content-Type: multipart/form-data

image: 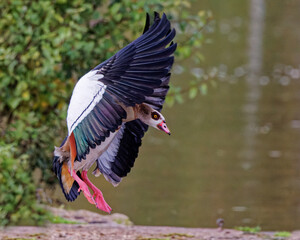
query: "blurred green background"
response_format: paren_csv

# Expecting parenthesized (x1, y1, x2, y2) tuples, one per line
(1, 0, 299, 231)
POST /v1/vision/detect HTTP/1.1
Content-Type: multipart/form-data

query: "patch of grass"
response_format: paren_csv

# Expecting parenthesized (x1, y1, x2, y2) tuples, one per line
(28, 233, 47, 238)
(113, 218, 132, 226)
(137, 237, 171, 240)
(137, 232, 195, 240)
(2, 238, 37, 240)
(274, 231, 291, 238)
(235, 226, 261, 234)
(48, 215, 78, 224)
(163, 233, 194, 238)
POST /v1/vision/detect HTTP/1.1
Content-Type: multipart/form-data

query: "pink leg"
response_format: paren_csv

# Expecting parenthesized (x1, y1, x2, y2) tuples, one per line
(70, 170, 96, 205)
(81, 170, 112, 213)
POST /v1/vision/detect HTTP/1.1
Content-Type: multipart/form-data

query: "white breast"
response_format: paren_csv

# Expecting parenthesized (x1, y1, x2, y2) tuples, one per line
(67, 70, 106, 134)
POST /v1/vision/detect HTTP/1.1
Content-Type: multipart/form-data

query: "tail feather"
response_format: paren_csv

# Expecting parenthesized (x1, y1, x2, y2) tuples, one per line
(53, 156, 81, 202)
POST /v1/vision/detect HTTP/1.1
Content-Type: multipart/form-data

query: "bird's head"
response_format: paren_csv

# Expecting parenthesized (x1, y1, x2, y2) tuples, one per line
(149, 110, 171, 135)
(138, 104, 171, 135)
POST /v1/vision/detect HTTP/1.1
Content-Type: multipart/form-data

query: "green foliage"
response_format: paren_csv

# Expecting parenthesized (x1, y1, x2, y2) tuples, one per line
(163, 233, 194, 238)
(235, 226, 261, 234)
(0, 142, 48, 226)
(2, 238, 37, 240)
(274, 231, 291, 238)
(48, 215, 78, 224)
(138, 238, 171, 240)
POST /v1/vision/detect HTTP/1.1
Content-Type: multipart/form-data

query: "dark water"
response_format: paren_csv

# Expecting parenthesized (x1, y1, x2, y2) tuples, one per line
(55, 0, 300, 231)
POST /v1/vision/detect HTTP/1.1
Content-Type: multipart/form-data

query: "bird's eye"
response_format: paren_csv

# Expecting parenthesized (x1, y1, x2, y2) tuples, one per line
(151, 112, 159, 120)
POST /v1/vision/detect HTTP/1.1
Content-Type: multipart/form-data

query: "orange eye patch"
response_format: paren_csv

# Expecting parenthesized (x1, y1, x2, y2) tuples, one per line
(151, 112, 159, 120)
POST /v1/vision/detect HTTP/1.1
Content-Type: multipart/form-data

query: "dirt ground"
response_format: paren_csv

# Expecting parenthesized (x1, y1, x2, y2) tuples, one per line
(1, 207, 299, 240)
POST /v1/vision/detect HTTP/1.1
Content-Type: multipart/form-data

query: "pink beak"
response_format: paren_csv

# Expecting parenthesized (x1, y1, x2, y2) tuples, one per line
(157, 120, 171, 135)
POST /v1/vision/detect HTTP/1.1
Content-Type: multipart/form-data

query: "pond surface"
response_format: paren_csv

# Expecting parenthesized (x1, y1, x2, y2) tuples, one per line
(55, 0, 300, 231)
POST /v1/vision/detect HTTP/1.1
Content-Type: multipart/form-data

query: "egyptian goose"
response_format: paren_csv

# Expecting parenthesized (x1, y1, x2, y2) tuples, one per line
(53, 12, 176, 213)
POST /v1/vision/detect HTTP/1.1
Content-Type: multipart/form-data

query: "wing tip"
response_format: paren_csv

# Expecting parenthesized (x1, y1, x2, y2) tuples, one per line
(154, 11, 160, 20)
(143, 13, 150, 34)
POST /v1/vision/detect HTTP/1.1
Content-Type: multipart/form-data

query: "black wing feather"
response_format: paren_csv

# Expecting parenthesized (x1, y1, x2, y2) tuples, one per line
(143, 13, 150, 34)
(95, 120, 148, 186)
(94, 12, 176, 107)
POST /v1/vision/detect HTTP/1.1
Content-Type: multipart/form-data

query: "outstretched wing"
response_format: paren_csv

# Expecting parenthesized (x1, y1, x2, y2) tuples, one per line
(93, 12, 176, 107)
(67, 12, 176, 162)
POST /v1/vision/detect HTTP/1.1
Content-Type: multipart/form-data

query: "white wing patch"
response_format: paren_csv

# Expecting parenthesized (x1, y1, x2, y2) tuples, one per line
(96, 124, 126, 186)
(67, 70, 106, 134)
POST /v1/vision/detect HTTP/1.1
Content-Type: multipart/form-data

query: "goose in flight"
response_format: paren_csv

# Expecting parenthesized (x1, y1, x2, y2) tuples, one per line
(53, 12, 176, 213)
